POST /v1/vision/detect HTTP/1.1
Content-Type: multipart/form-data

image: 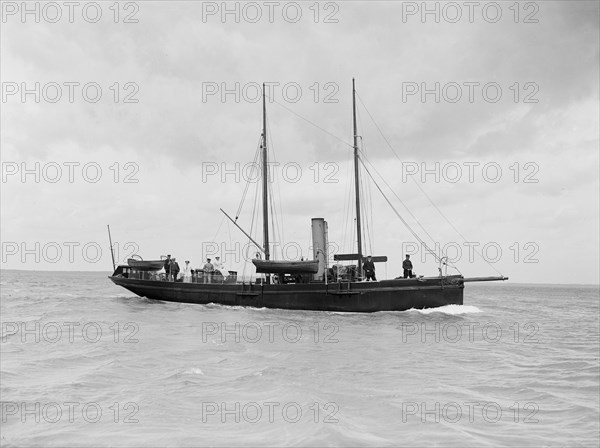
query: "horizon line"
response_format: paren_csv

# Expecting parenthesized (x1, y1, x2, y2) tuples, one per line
(1, 268, 598, 288)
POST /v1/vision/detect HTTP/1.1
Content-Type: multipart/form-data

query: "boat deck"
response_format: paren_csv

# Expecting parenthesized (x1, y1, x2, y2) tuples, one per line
(109, 265, 465, 312)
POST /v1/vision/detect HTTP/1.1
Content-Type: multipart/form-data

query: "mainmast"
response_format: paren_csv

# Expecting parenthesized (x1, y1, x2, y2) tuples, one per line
(352, 78, 363, 275)
(262, 83, 270, 261)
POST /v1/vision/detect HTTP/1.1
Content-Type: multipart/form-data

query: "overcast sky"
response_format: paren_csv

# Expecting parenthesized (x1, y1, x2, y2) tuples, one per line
(1, 0, 598, 284)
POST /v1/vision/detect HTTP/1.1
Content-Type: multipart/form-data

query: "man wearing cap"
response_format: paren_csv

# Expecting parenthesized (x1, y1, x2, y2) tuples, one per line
(203, 258, 214, 272)
(171, 257, 180, 282)
(163, 255, 172, 281)
(403, 254, 414, 278)
(363, 255, 376, 281)
(202, 258, 214, 284)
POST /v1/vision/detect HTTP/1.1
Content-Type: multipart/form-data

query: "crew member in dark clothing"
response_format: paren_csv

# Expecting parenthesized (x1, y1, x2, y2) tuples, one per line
(403, 254, 414, 278)
(164, 255, 172, 281)
(171, 258, 180, 282)
(363, 255, 376, 281)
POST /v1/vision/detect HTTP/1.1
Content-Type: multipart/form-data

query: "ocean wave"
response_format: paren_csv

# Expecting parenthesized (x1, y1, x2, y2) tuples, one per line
(2, 270, 598, 447)
(181, 367, 205, 375)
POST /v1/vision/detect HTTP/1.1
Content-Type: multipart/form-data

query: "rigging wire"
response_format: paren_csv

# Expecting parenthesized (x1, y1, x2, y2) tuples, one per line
(266, 118, 285, 260)
(262, 94, 360, 258)
(211, 213, 226, 245)
(245, 89, 496, 276)
(355, 91, 503, 276)
(358, 135, 375, 257)
(236, 136, 262, 220)
(266, 90, 433, 263)
(267, 177, 278, 259)
(359, 158, 371, 255)
(359, 158, 446, 265)
(359, 147, 463, 274)
(356, 107, 370, 256)
(269, 97, 354, 149)
(227, 215, 232, 249)
(358, 148, 443, 258)
(341, 153, 353, 255)
(242, 154, 262, 281)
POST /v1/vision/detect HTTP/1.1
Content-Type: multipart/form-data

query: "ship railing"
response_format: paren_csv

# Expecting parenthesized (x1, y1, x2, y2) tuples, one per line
(190, 271, 238, 284)
(116, 268, 239, 284)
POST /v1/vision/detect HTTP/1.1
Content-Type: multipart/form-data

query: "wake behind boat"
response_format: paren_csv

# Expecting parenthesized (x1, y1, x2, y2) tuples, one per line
(109, 79, 507, 312)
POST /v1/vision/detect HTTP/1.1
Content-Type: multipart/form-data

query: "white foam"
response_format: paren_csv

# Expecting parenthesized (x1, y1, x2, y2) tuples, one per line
(409, 304, 482, 315)
(182, 367, 204, 375)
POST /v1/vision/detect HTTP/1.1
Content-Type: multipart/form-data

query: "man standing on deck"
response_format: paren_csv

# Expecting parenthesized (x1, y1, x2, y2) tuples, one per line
(182, 260, 192, 282)
(213, 256, 228, 279)
(203, 258, 214, 272)
(363, 255, 376, 281)
(202, 258, 214, 284)
(164, 255, 172, 281)
(403, 254, 414, 278)
(171, 258, 180, 281)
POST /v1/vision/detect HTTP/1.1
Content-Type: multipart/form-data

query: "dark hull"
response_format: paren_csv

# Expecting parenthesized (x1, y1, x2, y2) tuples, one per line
(109, 275, 463, 312)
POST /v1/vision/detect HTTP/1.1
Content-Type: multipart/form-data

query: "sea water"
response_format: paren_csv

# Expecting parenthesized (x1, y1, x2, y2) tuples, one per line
(1, 270, 598, 447)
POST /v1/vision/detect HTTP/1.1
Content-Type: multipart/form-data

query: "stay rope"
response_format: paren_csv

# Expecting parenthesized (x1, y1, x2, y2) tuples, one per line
(359, 156, 445, 265)
(355, 91, 504, 277)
